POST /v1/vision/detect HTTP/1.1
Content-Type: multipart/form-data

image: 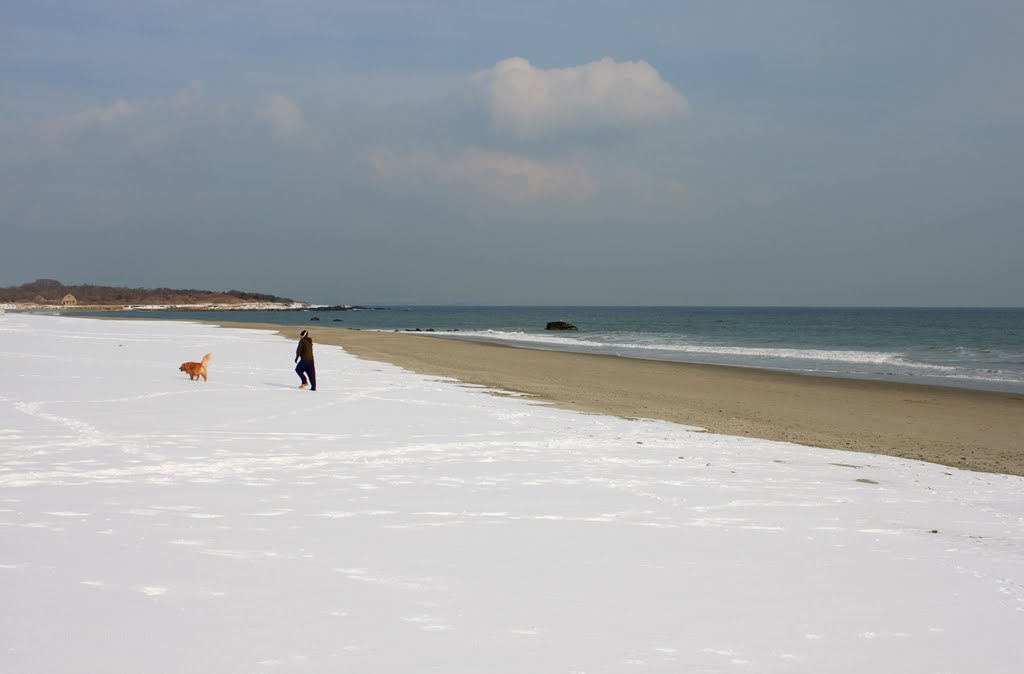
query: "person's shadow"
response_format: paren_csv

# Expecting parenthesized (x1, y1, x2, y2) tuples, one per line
(263, 382, 299, 389)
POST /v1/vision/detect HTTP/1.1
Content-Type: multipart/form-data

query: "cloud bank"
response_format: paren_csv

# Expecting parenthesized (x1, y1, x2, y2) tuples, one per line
(26, 81, 212, 157)
(370, 150, 597, 204)
(470, 57, 689, 140)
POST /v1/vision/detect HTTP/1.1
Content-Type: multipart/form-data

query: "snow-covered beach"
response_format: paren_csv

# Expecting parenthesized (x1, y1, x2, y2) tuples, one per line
(2, 314, 1022, 672)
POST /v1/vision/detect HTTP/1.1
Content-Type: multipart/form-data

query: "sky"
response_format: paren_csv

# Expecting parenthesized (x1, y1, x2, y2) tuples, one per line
(1, 1, 1022, 306)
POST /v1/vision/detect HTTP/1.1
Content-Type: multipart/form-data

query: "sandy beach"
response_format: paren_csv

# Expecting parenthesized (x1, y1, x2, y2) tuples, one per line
(213, 321, 1024, 477)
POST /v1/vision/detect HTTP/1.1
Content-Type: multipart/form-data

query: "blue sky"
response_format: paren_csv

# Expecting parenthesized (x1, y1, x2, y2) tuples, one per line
(2, 1, 1022, 305)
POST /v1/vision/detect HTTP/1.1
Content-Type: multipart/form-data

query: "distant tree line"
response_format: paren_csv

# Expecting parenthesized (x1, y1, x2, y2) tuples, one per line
(0, 279, 295, 305)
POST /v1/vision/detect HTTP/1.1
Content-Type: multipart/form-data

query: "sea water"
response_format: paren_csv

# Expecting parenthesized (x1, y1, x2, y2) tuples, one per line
(68, 306, 1024, 394)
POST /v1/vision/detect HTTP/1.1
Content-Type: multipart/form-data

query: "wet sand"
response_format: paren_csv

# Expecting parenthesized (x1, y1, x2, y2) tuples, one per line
(215, 321, 1024, 476)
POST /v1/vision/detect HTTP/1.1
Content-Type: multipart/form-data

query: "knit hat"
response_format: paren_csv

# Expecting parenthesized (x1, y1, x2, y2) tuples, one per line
(300, 330, 308, 337)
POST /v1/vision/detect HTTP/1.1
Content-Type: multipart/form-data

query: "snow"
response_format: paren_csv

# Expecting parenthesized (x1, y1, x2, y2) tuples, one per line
(1, 313, 1022, 673)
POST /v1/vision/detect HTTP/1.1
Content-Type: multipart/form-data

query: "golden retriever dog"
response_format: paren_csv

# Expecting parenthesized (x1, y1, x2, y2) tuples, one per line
(179, 353, 212, 381)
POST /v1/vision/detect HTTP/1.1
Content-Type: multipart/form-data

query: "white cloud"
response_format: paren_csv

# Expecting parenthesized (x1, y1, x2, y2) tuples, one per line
(26, 83, 211, 157)
(470, 57, 689, 140)
(41, 99, 138, 146)
(20, 83, 314, 159)
(257, 94, 307, 141)
(370, 149, 597, 204)
(36, 82, 209, 150)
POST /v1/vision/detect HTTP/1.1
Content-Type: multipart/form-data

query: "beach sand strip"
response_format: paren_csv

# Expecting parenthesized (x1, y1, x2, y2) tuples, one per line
(213, 321, 1024, 477)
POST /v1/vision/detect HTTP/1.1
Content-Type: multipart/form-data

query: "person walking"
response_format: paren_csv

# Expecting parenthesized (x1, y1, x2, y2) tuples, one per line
(295, 329, 316, 391)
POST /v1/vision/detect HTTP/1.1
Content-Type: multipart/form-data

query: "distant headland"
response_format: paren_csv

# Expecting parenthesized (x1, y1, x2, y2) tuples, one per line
(0, 278, 311, 311)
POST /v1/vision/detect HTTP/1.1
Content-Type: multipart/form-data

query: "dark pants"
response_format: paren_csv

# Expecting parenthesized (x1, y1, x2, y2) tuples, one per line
(295, 359, 316, 390)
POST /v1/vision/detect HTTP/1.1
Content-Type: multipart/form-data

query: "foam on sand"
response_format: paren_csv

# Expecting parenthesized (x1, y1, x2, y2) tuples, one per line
(1, 314, 1022, 672)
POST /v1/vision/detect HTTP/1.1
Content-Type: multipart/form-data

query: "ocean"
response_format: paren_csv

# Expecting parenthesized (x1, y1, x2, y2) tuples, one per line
(69, 306, 1024, 394)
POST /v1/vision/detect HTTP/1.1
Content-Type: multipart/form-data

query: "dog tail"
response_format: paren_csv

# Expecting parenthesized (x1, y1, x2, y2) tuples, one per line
(201, 353, 212, 366)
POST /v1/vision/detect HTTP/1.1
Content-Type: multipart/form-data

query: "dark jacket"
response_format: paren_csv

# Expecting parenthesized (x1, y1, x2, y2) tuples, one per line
(296, 336, 314, 361)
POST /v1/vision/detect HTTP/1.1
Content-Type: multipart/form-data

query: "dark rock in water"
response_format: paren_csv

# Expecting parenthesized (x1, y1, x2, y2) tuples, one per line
(310, 317, 320, 321)
(332, 318, 343, 322)
(546, 321, 577, 331)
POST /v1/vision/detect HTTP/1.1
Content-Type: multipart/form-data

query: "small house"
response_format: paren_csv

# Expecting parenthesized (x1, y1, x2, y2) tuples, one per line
(62, 294, 77, 306)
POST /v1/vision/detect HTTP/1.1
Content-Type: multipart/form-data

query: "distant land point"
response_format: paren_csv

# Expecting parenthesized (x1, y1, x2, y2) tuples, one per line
(0, 278, 311, 311)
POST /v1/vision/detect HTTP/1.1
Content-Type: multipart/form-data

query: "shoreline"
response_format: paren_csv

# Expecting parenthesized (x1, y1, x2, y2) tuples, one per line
(211, 320, 1024, 477)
